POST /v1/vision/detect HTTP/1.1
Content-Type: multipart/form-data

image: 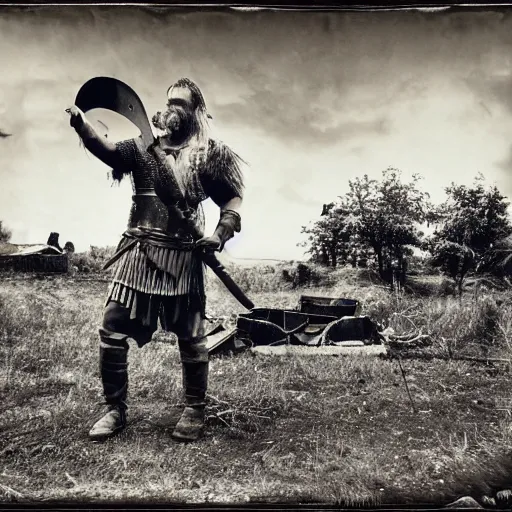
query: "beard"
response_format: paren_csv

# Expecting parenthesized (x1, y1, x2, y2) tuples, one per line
(152, 106, 195, 143)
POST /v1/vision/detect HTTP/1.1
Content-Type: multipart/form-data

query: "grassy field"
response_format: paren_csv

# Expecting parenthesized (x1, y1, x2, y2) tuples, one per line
(2, 264, 512, 506)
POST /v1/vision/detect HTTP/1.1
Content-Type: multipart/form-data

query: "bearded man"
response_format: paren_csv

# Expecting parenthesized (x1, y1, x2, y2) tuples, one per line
(68, 78, 245, 442)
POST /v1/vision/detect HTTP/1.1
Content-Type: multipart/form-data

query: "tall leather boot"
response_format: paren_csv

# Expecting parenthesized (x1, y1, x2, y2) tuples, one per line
(171, 360, 209, 442)
(89, 339, 128, 442)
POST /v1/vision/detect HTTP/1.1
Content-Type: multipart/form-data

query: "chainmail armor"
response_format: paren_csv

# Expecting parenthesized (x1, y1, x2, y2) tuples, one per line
(115, 139, 160, 193)
(114, 137, 206, 234)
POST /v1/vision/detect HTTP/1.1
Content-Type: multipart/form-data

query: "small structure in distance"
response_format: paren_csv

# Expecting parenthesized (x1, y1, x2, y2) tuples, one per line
(0, 232, 72, 273)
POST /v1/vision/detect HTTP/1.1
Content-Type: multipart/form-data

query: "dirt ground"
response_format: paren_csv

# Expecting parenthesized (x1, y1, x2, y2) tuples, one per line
(1, 274, 512, 506)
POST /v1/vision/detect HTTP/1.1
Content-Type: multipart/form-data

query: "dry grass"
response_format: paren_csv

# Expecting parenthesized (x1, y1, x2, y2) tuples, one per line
(1, 267, 512, 505)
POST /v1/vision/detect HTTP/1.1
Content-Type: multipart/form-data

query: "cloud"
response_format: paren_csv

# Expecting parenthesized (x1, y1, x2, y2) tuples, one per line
(212, 89, 392, 145)
(276, 184, 320, 208)
(463, 72, 512, 117)
(495, 145, 512, 193)
(464, 73, 512, 197)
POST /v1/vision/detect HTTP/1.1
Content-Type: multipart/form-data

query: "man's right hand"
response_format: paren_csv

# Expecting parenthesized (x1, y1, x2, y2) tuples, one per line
(65, 105, 118, 167)
(67, 105, 86, 132)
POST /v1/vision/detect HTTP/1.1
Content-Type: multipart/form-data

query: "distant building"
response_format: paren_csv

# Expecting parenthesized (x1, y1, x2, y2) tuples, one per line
(0, 232, 70, 273)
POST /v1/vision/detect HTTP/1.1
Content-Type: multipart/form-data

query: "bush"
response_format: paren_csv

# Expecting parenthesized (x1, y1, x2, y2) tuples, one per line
(69, 246, 116, 274)
(205, 261, 335, 295)
(281, 262, 334, 289)
(0, 220, 12, 243)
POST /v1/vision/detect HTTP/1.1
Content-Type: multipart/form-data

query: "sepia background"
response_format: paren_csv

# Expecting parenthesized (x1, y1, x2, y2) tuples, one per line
(3, 6, 512, 507)
(1, 6, 512, 259)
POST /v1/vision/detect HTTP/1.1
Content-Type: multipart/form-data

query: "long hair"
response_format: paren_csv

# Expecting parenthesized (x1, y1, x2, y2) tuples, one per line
(167, 78, 211, 147)
(167, 78, 209, 116)
(165, 78, 212, 196)
(168, 78, 246, 201)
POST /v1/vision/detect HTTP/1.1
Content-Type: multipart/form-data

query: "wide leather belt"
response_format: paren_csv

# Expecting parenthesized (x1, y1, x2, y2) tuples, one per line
(103, 227, 195, 271)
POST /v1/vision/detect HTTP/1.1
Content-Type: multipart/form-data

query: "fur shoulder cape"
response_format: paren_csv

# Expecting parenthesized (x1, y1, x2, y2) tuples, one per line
(200, 138, 246, 204)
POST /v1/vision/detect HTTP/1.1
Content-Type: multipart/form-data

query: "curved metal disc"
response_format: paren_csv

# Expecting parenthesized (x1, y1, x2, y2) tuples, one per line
(74, 76, 155, 149)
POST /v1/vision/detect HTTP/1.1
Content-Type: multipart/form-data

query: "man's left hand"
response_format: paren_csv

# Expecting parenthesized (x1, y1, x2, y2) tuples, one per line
(195, 234, 222, 252)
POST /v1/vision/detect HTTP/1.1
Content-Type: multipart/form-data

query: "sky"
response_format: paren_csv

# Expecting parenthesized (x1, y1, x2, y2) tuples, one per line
(1, 6, 512, 260)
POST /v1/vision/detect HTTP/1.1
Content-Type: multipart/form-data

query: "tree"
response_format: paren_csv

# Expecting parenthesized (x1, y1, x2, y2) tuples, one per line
(345, 168, 431, 283)
(427, 175, 512, 293)
(438, 176, 511, 256)
(0, 221, 12, 243)
(300, 198, 352, 267)
(429, 241, 475, 296)
(299, 168, 431, 285)
(64, 241, 75, 253)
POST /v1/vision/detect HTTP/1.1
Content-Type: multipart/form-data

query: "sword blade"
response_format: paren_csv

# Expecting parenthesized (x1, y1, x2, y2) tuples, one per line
(74, 76, 155, 149)
(201, 251, 254, 310)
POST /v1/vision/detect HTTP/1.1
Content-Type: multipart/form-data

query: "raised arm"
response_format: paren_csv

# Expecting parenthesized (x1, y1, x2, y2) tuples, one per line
(67, 106, 121, 169)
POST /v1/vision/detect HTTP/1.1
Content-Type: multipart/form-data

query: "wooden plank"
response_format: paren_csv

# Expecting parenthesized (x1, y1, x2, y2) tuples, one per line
(250, 344, 388, 357)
